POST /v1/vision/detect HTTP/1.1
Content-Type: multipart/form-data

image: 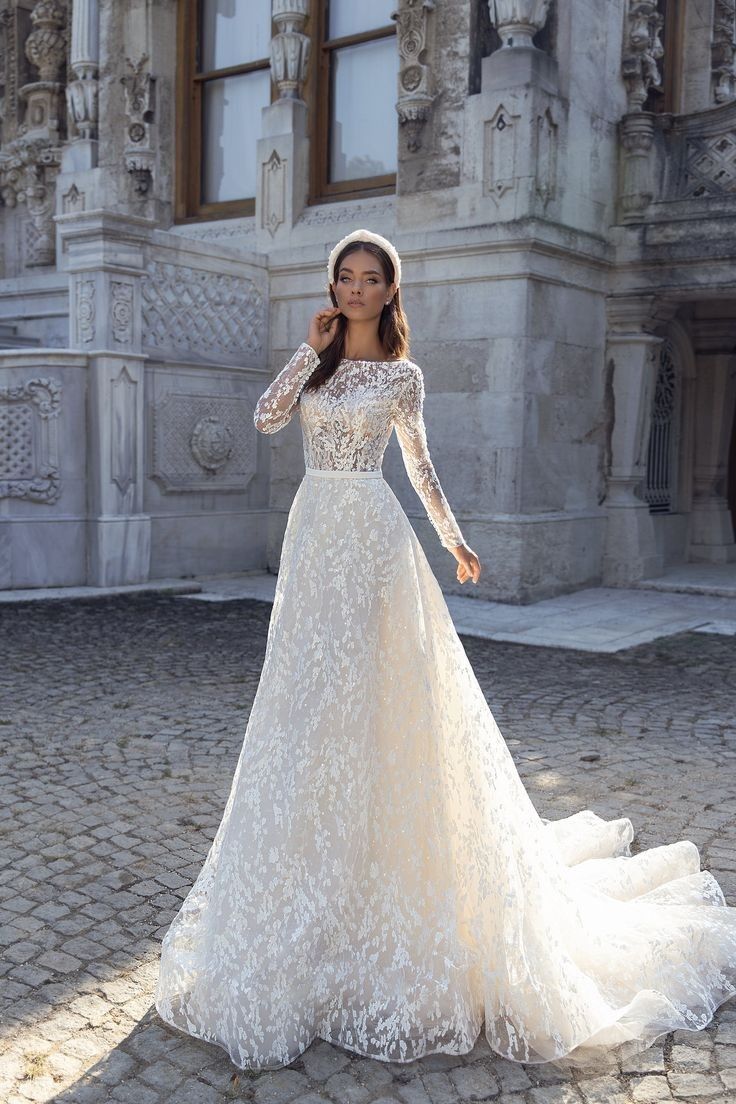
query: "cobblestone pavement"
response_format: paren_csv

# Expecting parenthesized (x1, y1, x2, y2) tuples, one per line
(1, 594, 735, 1104)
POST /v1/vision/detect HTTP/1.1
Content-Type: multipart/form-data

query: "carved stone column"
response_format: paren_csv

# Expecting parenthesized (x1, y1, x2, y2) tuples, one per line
(489, 0, 551, 48)
(65, 0, 99, 160)
(602, 296, 675, 585)
(57, 209, 154, 586)
(619, 1, 663, 223)
(689, 321, 736, 563)
(392, 0, 436, 154)
(255, 0, 310, 248)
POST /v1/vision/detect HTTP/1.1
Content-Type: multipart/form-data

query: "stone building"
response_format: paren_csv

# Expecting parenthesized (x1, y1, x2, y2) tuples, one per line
(0, 0, 734, 602)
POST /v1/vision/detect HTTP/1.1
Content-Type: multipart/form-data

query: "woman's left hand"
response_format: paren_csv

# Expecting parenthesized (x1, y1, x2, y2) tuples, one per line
(451, 543, 481, 585)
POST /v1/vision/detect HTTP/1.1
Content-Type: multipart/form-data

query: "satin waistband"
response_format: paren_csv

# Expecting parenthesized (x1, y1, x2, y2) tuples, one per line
(304, 466, 383, 479)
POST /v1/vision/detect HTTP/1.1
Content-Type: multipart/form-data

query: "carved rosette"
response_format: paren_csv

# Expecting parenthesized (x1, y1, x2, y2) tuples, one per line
(620, 111, 655, 217)
(712, 0, 736, 104)
(270, 0, 310, 100)
(120, 53, 156, 196)
(622, 1, 663, 112)
(488, 0, 551, 49)
(391, 0, 436, 153)
(190, 415, 234, 473)
(0, 376, 62, 503)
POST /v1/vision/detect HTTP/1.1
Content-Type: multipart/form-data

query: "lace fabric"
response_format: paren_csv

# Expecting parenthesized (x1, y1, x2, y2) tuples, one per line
(253, 342, 464, 550)
(154, 345, 736, 1073)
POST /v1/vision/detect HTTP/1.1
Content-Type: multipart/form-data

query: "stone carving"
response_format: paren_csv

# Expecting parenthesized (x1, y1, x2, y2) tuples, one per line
(141, 261, 265, 359)
(0, 376, 61, 503)
(151, 392, 256, 493)
(110, 364, 137, 496)
(535, 106, 557, 204)
(712, 0, 736, 104)
(25, 0, 66, 83)
(270, 0, 310, 100)
(262, 149, 286, 237)
(391, 0, 436, 152)
(190, 415, 234, 473)
(483, 103, 520, 201)
(297, 197, 394, 226)
(121, 53, 155, 195)
(77, 277, 95, 344)
(622, 1, 663, 112)
(67, 0, 99, 140)
(111, 280, 134, 346)
(682, 131, 736, 198)
(620, 112, 655, 216)
(61, 182, 85, 212)
(488, 0, 551, 49)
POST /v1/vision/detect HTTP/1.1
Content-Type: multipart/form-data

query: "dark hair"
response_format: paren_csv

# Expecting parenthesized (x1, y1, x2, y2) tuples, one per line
(302, 240, 410, 393)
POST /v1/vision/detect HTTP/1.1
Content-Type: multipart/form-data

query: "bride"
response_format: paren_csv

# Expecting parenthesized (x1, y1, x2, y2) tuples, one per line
(155, 228, 736, 1073)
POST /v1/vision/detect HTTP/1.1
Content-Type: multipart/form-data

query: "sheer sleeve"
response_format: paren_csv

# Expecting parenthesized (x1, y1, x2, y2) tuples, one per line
(393, 363, 465, 551)
(253, 342, 320, 434)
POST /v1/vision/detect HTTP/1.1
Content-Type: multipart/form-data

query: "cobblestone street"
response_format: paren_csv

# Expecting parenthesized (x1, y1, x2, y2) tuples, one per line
(1, 594, 735, 1104)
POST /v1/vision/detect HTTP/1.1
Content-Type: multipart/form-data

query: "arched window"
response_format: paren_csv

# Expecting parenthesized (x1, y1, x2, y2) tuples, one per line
(644, 339, 680, 513)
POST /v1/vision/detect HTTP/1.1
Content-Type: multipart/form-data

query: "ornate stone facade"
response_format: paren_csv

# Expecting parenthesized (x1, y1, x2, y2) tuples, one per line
(0, 0, 733, 596)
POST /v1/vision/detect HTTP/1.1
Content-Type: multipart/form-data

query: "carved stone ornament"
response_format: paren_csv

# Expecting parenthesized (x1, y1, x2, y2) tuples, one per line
(121, 54, 156, 196)
(391, 0, 436, 153)
(488, 0, 551, 49)
(0, 376, 62, 503)
(622, 1, 664, 112)
(270, 0, 310, 100)
(190, 415, 234, 473)
(0, 138, 62, 266)
(25, 0, 67, 83)
(152, 393, 256, 493)
(712, 0, 736, 104)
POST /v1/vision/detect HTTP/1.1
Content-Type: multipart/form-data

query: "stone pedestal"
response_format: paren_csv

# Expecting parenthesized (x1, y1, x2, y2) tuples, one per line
(58, 209, 153, 586)
(255, 99, 310, 249)
(690, 350, 736, 562)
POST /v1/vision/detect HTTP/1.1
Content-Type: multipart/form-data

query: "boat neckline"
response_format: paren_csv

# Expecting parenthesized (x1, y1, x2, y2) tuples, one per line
(340, 356, 405, 365)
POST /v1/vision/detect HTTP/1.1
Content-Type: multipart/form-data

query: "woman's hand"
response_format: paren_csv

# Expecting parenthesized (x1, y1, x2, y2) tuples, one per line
(307, 306, 342, 355)
(451, 543, 481, 585)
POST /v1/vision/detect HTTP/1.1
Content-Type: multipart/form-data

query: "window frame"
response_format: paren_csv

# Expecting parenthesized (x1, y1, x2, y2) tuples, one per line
(306, 2, 398, 205)
(175, 0, 273, 223)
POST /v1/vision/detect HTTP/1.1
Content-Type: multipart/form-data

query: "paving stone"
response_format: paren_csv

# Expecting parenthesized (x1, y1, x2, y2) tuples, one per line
(670, 1044, 712, 1072)
(254, 1069, 313, 1103)
(448, 1063, 500, 1099)
(300, 1041, 352, 1082)
(528, 1085, 584, 1104)
(577, 1074, 628, 1103)
(630, 1074, 673, 1101)
(666, 1071, 725, 1097)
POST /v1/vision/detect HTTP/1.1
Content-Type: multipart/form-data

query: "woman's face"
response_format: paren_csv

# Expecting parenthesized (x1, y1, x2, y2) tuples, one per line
(331, 248, 396, 322)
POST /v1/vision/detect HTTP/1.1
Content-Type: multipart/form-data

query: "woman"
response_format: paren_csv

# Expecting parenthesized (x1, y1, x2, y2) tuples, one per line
(155, 228, 736, 1073)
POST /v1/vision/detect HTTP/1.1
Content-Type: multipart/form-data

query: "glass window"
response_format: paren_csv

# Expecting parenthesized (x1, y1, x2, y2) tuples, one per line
(201, 0, 272, 71)
(329, 0, 396, 40)
(202, 69, 271, 203)
(330, 38, 398, 182)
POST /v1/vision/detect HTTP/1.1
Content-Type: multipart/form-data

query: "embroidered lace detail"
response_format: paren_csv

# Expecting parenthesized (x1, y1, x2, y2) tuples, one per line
(253, 343, 464, 550)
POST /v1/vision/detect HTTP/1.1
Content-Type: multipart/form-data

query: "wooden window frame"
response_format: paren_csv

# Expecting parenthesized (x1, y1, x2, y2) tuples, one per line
(175, 0, 273, 224)
(306, 2, 397, 206)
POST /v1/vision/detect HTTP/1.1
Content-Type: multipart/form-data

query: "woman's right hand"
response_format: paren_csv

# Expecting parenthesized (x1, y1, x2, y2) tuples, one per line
(307, 306, 342, 355)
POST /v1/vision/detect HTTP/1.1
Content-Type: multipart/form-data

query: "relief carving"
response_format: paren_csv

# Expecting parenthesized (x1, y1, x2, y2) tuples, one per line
(152, 392, 256, 493)
(0, 376, 61, 503)
(391, 0, 436, 153)
(141, 261, 265, 359)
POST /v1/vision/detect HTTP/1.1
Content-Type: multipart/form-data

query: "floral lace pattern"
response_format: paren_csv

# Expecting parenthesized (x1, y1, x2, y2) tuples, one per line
(253, 343, 464, 550)
(154, 345, 736, 1073)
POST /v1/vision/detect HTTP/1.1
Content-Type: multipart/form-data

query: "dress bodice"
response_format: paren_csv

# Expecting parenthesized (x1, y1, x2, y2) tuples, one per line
(254, 342, 464, 550)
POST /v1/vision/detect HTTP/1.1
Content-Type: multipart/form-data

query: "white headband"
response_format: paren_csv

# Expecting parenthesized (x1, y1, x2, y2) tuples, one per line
(326, 228, 402, 290)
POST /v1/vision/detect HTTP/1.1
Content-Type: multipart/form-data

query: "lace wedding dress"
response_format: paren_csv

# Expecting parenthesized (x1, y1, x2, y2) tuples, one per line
(155, 341, 736, 1071)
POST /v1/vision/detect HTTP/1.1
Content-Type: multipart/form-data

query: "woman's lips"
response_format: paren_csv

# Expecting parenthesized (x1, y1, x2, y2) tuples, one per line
(347, 301, 365, 307)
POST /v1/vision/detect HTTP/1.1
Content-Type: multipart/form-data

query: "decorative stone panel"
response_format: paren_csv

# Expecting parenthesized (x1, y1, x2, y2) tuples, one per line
(0, 376, 61, 502)
(151, 391, 256, 493)
(141, 261, 265, 360)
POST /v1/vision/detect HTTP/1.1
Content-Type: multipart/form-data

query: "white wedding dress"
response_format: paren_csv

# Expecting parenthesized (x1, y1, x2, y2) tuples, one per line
(155, 341, 736, 1071)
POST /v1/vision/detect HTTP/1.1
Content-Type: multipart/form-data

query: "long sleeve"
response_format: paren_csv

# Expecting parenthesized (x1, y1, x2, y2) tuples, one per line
(394, 364, 465, 551)
(253, 342, 320, 434)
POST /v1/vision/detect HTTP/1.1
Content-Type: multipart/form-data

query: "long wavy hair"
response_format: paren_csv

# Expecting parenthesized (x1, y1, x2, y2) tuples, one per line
(302, 240, 410, 394)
